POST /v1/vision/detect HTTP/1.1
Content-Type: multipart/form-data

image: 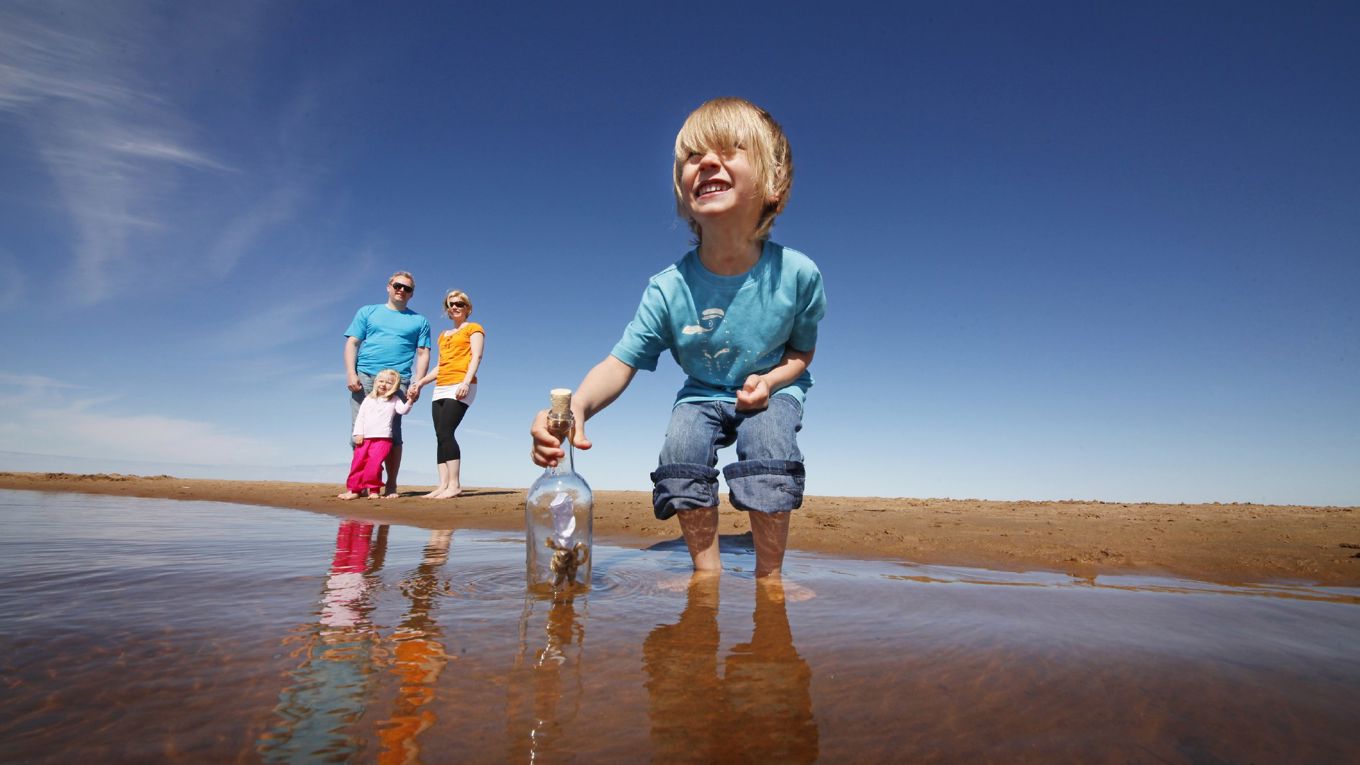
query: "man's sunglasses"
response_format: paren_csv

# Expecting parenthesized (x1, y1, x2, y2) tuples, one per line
(447, 300, 468, 309)
(391, 282, 414, 293)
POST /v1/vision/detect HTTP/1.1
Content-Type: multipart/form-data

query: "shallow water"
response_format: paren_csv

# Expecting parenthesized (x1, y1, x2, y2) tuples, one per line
(1, 489, 1357, 764)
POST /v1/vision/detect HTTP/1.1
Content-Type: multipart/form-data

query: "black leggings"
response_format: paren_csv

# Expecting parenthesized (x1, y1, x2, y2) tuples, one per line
(432, 398, 470, 462)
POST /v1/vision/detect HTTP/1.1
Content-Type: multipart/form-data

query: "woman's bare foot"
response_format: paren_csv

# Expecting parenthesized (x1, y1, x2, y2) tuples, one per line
(422, 488, 447, 498)
(379, 491, 400, 499)
(337, 491, 360, 500)
(427, 487, 462, 499)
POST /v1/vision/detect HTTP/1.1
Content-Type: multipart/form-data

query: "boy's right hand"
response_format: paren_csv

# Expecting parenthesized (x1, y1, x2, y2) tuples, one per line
(353, 435, 363, 446)
(530, 409, 592, 467)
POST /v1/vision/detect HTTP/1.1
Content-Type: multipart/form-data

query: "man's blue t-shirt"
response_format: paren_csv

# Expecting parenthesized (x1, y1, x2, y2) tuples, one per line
(611, 241, 826, 406)
(345, 304, 432, 379)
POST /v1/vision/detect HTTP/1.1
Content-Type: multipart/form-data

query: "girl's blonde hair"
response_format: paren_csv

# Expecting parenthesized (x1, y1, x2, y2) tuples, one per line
(443, 289, 473, 316)
(369, 369, 402, 399)
(672, 97, 793, 242)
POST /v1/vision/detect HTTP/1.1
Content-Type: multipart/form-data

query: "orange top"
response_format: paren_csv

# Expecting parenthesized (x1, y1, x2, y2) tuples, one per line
(434, 323, 484, 385)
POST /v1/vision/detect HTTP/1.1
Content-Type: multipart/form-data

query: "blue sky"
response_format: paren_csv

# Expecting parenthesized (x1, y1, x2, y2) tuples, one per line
(1, 1, 1356, 505)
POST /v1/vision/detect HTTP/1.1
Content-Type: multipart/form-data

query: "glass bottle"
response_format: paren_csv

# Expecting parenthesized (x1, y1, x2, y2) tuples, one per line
(525, 389, 594, 593)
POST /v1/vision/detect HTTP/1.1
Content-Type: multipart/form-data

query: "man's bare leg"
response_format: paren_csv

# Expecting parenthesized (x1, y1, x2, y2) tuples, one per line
(749, 511, 790, 579)
(677, 507, 722, 571)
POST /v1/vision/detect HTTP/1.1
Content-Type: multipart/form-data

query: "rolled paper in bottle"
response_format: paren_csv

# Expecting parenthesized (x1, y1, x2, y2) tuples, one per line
(549, 491, 576, 545)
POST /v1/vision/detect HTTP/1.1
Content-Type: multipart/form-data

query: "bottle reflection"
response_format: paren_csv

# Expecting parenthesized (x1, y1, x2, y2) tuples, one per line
(376, 529, 455, 765)
(507, 593, 587, 762)
(644, 574, 818, 763)
(259, 520, 388, 762)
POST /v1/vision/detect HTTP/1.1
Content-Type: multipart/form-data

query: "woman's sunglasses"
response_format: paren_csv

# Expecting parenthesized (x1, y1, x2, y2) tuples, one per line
(447, 300, 468, 309)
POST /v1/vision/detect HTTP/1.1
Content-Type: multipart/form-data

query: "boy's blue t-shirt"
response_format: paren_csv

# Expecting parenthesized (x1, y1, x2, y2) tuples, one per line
(611, 241, 826, 406)
(344, 304, 432, 379)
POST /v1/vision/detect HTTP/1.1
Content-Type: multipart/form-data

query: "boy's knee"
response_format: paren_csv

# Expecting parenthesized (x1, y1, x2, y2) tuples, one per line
(723, 459, 805, 513)
(650, 463, 720, 520)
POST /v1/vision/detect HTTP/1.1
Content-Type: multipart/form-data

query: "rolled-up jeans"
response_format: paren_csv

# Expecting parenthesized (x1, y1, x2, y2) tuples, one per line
(349, 371, 408, 447)
(649, 395, 806, 520)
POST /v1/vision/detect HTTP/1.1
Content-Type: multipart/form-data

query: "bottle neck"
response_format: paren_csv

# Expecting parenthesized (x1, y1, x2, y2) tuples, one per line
(555, 438, 575, 475)
(547, 412, 574, 474)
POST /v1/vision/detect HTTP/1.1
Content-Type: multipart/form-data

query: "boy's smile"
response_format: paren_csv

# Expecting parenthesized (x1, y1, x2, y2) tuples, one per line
(695, 180, 732, 198)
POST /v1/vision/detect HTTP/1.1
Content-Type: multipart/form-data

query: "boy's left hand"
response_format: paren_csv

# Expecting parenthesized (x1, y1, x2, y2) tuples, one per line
(736, 374, 770, 412)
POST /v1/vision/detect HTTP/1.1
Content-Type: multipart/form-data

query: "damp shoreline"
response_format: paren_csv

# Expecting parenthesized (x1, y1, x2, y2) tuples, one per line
(2, 471, 1357, 586)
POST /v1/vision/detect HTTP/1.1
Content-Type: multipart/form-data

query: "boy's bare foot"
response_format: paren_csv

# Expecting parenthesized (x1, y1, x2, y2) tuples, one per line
(380, 492, 400, 499)
(428, 487, 462, 499)
(421, 488, 445, 498)
(758, 577, 817, 602)
(658, 568, 720, 593)
(337, 491, 360, 500)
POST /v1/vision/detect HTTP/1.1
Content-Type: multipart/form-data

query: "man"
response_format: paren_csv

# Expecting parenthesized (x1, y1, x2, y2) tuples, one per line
(344, 271, 431, 497)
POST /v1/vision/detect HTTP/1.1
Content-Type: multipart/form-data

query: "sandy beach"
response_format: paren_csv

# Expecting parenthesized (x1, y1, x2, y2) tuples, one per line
(3, 471, 1357, 586)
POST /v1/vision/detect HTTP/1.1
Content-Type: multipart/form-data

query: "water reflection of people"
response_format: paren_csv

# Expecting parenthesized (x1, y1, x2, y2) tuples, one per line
(376, 529, 454, 764)
(507, 593, 587, 762)
(258, 520, 388, 762)
(644, 573, 817, 763)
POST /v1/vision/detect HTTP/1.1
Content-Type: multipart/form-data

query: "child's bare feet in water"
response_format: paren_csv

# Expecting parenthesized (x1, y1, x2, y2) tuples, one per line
(757, 576, 817, 603)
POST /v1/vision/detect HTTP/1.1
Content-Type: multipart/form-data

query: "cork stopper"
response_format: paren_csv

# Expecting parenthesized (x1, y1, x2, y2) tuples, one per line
(549, 388, 572, 416)
(547, 389, 573, 439)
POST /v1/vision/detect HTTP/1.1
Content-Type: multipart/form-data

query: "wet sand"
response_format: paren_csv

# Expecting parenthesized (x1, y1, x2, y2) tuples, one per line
(2, 471, 1357, 586)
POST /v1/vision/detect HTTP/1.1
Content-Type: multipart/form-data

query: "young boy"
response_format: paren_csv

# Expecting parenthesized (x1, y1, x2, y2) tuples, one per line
(531, 97, 826, 579)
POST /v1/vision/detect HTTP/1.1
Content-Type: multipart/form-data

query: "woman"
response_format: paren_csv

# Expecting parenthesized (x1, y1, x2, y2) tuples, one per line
(409, 289, 485, 498)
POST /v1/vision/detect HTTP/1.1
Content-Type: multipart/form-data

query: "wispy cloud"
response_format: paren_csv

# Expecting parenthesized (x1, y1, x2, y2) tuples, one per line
(0, 374, 283, 465)
(0, 251, 23, 308)
(106, 135, 230, 171)
(461, 428, 509, 441)
(0, 371, 81, 390)
(205, 184, 304, 276)
(0, 3, 233, 304)
(207, 280, 353, 355)
(205, 242, 382, 360)
(0, 406, 281, 465)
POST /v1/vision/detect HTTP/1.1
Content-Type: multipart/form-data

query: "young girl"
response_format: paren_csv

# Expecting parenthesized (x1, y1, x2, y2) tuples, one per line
(340, 369, 414, 500)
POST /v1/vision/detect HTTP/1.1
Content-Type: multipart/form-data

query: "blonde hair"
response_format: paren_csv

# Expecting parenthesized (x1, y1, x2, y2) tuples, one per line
(443, 289, 473, 316)
(672, 97, 793, 242)
(369, 369, 402, 399)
